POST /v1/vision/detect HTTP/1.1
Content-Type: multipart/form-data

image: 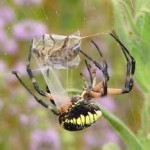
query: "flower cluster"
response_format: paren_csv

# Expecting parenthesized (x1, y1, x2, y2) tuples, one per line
(0, 4, 48, 55)
(14, 0, 42, 6)
(13, 19, 48, 40)
(0, 6, 17, 54)
(30, 129, 60, 150)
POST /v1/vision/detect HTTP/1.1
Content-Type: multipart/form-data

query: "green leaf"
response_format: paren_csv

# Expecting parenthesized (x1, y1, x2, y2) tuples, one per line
(99, 105, 144, 150)
(110, 0, 127, 42)
(119, 0, 139, 35)
(135, 0, 150, 11)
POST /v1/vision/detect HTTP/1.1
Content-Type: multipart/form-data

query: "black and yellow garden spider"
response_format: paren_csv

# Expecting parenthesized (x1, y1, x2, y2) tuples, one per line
(12, 33, 135, 131)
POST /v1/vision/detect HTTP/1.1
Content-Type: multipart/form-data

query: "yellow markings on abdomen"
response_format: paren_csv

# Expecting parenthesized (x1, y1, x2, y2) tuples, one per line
(85, 115, 91, 124)
(95, 110, 102, 118)
(72, 118, 76, 124)
(80, 114, 85, 125)
(88, 112, 94, 123)
(63, 110, 102, 127)
(70, 119, 73, 123)
(76, 118, 80, 125)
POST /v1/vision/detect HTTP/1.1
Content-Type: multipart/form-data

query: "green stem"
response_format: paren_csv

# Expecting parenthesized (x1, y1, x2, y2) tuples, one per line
(99, 105, 144, 150)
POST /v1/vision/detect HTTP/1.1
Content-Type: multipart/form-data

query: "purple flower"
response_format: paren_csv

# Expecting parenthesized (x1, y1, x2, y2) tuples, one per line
(30, 129, 60, 150)
(19, 114, 29, 125)
(13, 61, 26, 74)
(104, 132, 120, 145)
(99, 96, 116, 112)
(0, 60, 8, 72)
(14, 0, 42, 6)
(0, 6, 15, 24)
(3, 38, 18, 54)
(84, 134, 102, 149)
(83, 121, 121, 150)
(13, 20, 48, 40)
(0, 19, 5, 29)
(0, 25, 18, 54)
(0, 28, 7, 42)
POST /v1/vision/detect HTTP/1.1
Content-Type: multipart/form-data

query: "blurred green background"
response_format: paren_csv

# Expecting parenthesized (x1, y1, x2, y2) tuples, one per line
(0, 0, 149, 150)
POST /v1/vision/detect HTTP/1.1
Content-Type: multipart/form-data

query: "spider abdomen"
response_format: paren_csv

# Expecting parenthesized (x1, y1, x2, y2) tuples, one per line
(59, 100, 102, 131)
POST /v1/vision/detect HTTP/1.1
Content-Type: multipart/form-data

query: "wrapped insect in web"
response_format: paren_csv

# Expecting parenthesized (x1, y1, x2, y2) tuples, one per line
(32, 31, 81, 69)
(30, 31, 82, 107)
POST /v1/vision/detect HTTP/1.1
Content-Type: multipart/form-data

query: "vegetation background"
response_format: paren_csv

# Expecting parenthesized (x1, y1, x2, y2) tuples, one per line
(0, 0, 149, 150)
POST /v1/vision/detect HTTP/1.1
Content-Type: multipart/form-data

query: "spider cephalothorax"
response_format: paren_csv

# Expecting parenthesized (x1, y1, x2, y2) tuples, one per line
(12, 32, 135, 131)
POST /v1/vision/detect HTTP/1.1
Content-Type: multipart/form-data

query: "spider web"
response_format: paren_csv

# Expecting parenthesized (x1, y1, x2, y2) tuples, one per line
(32, 30, 107, 106)
(33, 31, 81, 106)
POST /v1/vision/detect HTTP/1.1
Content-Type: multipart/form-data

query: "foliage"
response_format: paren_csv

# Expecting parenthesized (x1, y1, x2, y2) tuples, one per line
(109, 0, 150, 149)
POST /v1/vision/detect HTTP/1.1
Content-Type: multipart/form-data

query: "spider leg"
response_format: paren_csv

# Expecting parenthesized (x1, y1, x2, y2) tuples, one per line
(84, 59, 105, 93)
(80, 40, 109, 96)
(49, 34, 55, 49)
(80, 60, 97, 92)
(80, 33, 135, 98)
(80, 72, 89, 90)
(46, 69, 56, 106)
(85, 60, 97, 87)
(109, 32, 135, 94)
(26, 40, 56, 104)
(59, 36, 69, 57)
(84, 60, 93, 85)
(42, 34, 46, 51)
(12, 71, 60, 115)
(91, 40, 109, 95)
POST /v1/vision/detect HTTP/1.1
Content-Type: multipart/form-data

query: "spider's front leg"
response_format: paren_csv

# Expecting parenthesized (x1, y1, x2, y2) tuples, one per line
(80, 40, 109, 98)
(27, 39, 56, 104)
(80, 61, 97, 100)
(80, 32, 135, 98)
(107, 33, 135, 95)
(12, 71, 60, 115)
(12, 38, 60, 114)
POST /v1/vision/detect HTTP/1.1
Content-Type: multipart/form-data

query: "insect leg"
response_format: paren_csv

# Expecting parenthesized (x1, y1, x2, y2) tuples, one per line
(91, 40, 109, 95)
(80, 40, 109, 96)
(46, 69, 56, 106)
(12, 71, 60, 115)
(84, 60, 93, 85)
(109, 32, 135, 93)
(26, 40, 51, 98)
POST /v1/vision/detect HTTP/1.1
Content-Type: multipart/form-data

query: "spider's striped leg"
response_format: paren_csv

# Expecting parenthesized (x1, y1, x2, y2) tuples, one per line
(12, 71, 60, 115)
(91, 40, 109, 95)
(80, 72, 89, 90)
(109, 32, 135, 94)
(80, 60, 97, 93)
(80, 40, 109, 96)
(26, 40, 55, 104)
(84, 60, 105, 94)
(59, 36, 69, 57)
(84, 60, 97, 88)
(46, 69, 56, 106)
(84, 60, 93, 86)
